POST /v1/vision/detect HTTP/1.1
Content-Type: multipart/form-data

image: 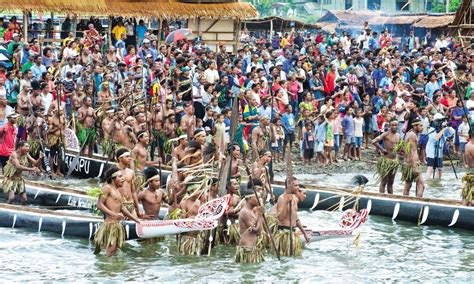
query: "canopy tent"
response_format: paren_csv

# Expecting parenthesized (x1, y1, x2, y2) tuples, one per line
(242, 16, 319, 31)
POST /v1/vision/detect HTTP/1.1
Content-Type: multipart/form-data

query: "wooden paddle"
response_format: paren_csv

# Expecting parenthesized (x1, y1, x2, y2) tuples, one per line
(245, 165, 280, 261)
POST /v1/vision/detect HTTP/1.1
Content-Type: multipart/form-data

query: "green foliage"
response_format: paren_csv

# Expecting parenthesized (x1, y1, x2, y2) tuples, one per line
(431, 0, 461, 13)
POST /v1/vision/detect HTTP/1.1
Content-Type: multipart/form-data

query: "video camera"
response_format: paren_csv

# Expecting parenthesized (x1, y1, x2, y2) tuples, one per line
(431, 117, 450, 131)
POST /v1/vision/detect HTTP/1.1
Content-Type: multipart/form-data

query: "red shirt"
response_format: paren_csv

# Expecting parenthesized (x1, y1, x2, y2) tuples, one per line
(0, 121, 17, 157)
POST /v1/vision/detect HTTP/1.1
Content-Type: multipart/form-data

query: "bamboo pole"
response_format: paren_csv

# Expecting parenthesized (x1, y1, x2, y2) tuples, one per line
(23, 11, 28, 42)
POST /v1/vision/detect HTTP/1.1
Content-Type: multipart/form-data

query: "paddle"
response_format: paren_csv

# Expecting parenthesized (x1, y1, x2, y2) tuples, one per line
(245, 165, 280, 260)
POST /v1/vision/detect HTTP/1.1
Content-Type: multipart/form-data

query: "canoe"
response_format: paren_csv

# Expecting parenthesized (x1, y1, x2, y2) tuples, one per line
(0, 196, 231, 240)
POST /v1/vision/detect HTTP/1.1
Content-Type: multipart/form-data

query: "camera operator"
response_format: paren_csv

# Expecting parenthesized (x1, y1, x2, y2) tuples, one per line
(425, 113, 455, 180)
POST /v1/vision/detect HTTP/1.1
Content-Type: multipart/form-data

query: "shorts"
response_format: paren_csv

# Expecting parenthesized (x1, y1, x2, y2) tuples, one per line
(0, 155, 8, 171)
(363, 122, 373, 134)
(315, 141, 324, 153)
(354, 137, 363, 148)
(418, 134, 428, 147)
(344, 136, 355, 145)
(303, 149, 314, 160)
(333, 134, 340, 152)
(427, 157, 443, 168)
(460, 142, 467, 152)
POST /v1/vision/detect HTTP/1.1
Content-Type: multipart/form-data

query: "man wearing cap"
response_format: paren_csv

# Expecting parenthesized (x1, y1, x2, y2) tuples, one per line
(425, 113, 455, 180)
(0, 112, 19, 173)
(7, 32, 22, 55)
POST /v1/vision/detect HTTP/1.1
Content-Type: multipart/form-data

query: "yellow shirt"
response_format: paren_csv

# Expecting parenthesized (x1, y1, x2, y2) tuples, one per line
(280, 37, 289, 47)
(112, 25, 126, 41)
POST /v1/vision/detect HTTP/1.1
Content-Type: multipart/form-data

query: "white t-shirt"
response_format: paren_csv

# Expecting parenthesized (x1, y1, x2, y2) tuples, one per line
(354, 117, 364, 138)
(458, 122, 470, 143)
(204, 69, 219, 84)
(466, 99, 474, 121)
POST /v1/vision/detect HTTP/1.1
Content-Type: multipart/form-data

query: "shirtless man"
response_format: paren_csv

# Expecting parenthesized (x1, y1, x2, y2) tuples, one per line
(132, 130, 161, 190)
(77, 96, 97, 157)
(235, 188, 265, 263)
(163, 113, 177, 140)
(178, 185, 203, 255)
(372, 118, 400, 194)
(251, 150, 274, 202)
(251, 116, 271, 161)
(172, 135, 187, 162)
(101, 109, 117, 158)
(16, 85, 31, 117)
(46, 109, 65, 177)
(121, 116, 138, 150)
(230, 144, 244, 180)
(274, 178, 310, 256)
(94, 166, 141, 256)
(26, 107, 46, 158)
(401, 119, 424, 197)
(221, 179, 242, 245)
(3, 141, 41, 204)
(180, 103, 195, 139)
(138, 166, 169, 219)
(115, 148, 140, 218)
(462, 130, 474, 206)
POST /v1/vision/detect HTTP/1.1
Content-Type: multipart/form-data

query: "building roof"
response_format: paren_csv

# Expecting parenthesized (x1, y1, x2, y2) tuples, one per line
(242, 16, 319, 31)
(413, 15, 455, 28)
(0, 0, 258, 19)
(369, 15, 425, 25)
(317, 10, 382, 26)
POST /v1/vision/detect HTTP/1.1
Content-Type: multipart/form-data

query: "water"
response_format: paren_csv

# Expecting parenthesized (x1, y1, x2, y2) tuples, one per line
(1, 173, 473, 282)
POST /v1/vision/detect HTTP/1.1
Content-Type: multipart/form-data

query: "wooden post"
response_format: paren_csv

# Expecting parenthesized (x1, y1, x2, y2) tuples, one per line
(234, 18, 240, 53)
(270, 19, 273, 41)
(73, 15, 78, 37)
(23, 11, 28, 42)
(108, 16, 113, 47)
(157, 18, 162, 46)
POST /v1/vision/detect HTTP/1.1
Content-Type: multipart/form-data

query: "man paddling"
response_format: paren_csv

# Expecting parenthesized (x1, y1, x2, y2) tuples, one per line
(94, 166, 141, 256)
(116, 148, 140, 218)
(274, 178, 310, 257)
(462, 129, 474, 206)
(3, 140, 42, 204)
(372, 118, 400, 194)
(235, 188, 266, 264)
(401, 119, 424, 197)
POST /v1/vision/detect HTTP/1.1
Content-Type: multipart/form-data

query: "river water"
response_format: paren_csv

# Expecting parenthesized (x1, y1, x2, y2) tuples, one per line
(1, 172, 473, 282)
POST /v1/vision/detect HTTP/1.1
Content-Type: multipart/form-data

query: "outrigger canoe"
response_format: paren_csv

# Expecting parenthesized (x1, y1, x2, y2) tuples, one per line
(0, 197, 365, 243)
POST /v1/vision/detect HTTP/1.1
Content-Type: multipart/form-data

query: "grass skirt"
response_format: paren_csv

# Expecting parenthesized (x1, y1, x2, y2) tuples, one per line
(135, 172, 146, 192)
(274, 228, 303, 257)
(400, 164, 419, 183)
(179, 232, 204, 256)
(235, 246, 265, 264)
(225, 223, 240, 245)
(100, 138, 119, 158)
(123, 200, 136, 218)
(94, 222, 126, 254)
(461, 173, 474, 203)
(375, 156, 399, 182)
(77, 126, 97, 146)
(28, 139, 41, 157)
(2, 156, 28, 194)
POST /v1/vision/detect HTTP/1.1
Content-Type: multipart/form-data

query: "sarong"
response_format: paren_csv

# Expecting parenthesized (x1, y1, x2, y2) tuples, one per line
(94, 222, 126, 254)
(135, 171, 146, 192)
(273, 227, 303, 257)
(461, 173, 474, 203)
(235, 245, 265, 264)
(224, 222, 240, 245)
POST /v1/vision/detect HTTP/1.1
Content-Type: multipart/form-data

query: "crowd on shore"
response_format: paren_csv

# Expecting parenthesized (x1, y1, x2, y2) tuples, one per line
(0, 15, 473, 260)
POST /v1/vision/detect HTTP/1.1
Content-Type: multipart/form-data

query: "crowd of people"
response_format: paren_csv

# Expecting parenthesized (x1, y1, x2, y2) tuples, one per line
(0, 16, 473, 260)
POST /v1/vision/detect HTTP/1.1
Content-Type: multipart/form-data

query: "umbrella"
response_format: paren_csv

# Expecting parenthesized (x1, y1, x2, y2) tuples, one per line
(165, 29, 193, 44)
(0, 45, 13, 70)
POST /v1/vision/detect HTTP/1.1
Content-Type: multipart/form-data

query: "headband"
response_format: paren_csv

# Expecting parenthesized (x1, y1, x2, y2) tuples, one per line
(137, 132, 147, 138)
(411, 121, 422, 126)
(145, 174, 160, 185)
(118, 151, 130, 158)
(111, 171, 121, 178)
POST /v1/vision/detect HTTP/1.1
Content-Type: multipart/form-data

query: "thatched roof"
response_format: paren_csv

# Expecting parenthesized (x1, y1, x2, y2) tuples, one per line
(242, 16, 319, 31)
(369, 15, 425, 25)
(317, 22, 337, 33)
(0, 0, 258, 19)
(413, 15, 455, 28)
(317, 10, 382, 26)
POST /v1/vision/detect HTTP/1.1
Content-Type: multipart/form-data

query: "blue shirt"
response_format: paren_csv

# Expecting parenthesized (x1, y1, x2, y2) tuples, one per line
(315, 122, 327, 142)
(115, 39, 127, 57)
(136, 25, 147, 39)
(425, 81, 440, 100)
(31, 64, 46, 80)
(341, 115, 355, 137)
(281, 112, 295, 134)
